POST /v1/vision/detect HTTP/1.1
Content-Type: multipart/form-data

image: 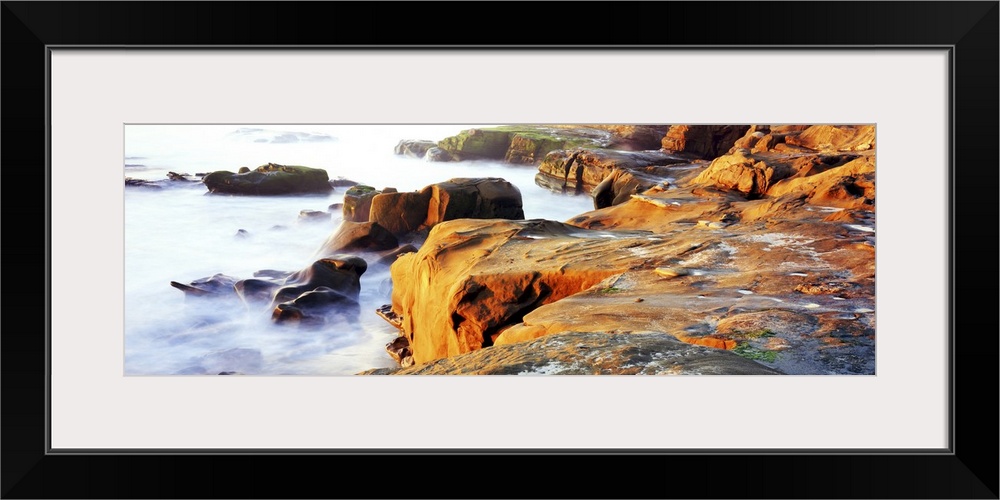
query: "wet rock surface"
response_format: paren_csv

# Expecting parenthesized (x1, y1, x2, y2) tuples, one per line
(126, 172, 206, 189)
(390, 217, 732, 365)
(342, 185, 381, 222)
(359, 331, 781, 375)
(171, 124, 878, 376)
(394, 139, 438, 159)
(365, 177, 525, 237)
(535, 149, 694, 197)
(434, 126, 609, 163)
(203, 163, 333, 195)
(176, 254, 371, 329)
(381, 124, 877, 375)
(661, 125, 751, 159)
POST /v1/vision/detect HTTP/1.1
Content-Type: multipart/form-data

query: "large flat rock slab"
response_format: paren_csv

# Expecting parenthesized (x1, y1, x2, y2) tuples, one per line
(360, 331, 782, 375)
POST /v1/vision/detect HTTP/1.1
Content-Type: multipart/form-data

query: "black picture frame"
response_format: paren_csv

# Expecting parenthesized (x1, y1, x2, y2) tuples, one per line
(3, 1, 997, 498)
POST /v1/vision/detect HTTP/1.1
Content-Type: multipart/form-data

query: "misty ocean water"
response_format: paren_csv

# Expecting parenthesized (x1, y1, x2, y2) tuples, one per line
(124, 125, 596, 375)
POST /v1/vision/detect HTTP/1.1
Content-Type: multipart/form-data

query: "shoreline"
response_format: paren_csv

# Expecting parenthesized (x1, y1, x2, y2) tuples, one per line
(128, 124, 876, 375)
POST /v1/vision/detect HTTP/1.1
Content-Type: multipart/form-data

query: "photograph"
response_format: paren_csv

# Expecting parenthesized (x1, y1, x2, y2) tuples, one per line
(125, 123, 877, 376)
(4, 0, 995, 496)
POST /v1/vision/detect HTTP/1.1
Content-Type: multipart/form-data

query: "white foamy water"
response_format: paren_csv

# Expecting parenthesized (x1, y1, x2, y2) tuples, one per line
(124, 125, 596, 376)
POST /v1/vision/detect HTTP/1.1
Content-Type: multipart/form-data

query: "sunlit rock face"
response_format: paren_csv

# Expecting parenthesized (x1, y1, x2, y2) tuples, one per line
(368, 177, 525, 237)
(386, 124, 876, 375)
(342, 185, 381, 222)
(783, 125, 875, 152)
(691, 152, 795, 198)
(140, 124, 878, 376)
(536, 149, 691, 194)
(389, 218, 689, 364)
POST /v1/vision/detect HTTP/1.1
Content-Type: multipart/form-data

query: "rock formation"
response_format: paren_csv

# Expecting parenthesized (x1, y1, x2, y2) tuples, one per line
(202, 163, 333, 195)
(379, 124, 877, 375)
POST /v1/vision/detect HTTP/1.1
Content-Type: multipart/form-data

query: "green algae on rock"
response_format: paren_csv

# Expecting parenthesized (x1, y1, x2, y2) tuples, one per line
(203, 163, 333, 195)
(435, 126, 608, 163)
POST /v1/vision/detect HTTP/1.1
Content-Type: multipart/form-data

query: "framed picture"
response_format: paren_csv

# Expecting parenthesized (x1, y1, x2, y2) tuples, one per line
(4, 1, 996, 498)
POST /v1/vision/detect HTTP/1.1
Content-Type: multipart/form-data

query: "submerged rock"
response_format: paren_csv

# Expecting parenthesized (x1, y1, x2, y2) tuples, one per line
(127, 174, 206, 189)
(193, 348, 263, 375)
(170, 273, 239, 299)
(167, 171, 200, 182)
(271, 286, 361, 327)
(394, 139, 438, 159)
(330, 177, 359, 188)
(202, 163, 333, 195)
(244, 255, 369, 327)
(234, 277, 283, 305)
(424, 147, 456, 162)
(125, 177, 162, 189)
(298, 210, 330, 223)
(275, 255, 365, 299)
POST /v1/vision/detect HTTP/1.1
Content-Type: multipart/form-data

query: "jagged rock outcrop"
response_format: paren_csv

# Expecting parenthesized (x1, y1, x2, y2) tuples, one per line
(590, 162, 703, 209)
(661, 125, 751, 159)
(367, 177, 525, 237)
(389, 218, 696, 364)
(380, 126, 877, 374)
(595, 125, 672, 151)
(535, 149, 691, 193)
(765, 155, 875, 208)
(434, 126, 608, 164)
(690, 152, 794, 198)
(783, 125, 875, 152)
